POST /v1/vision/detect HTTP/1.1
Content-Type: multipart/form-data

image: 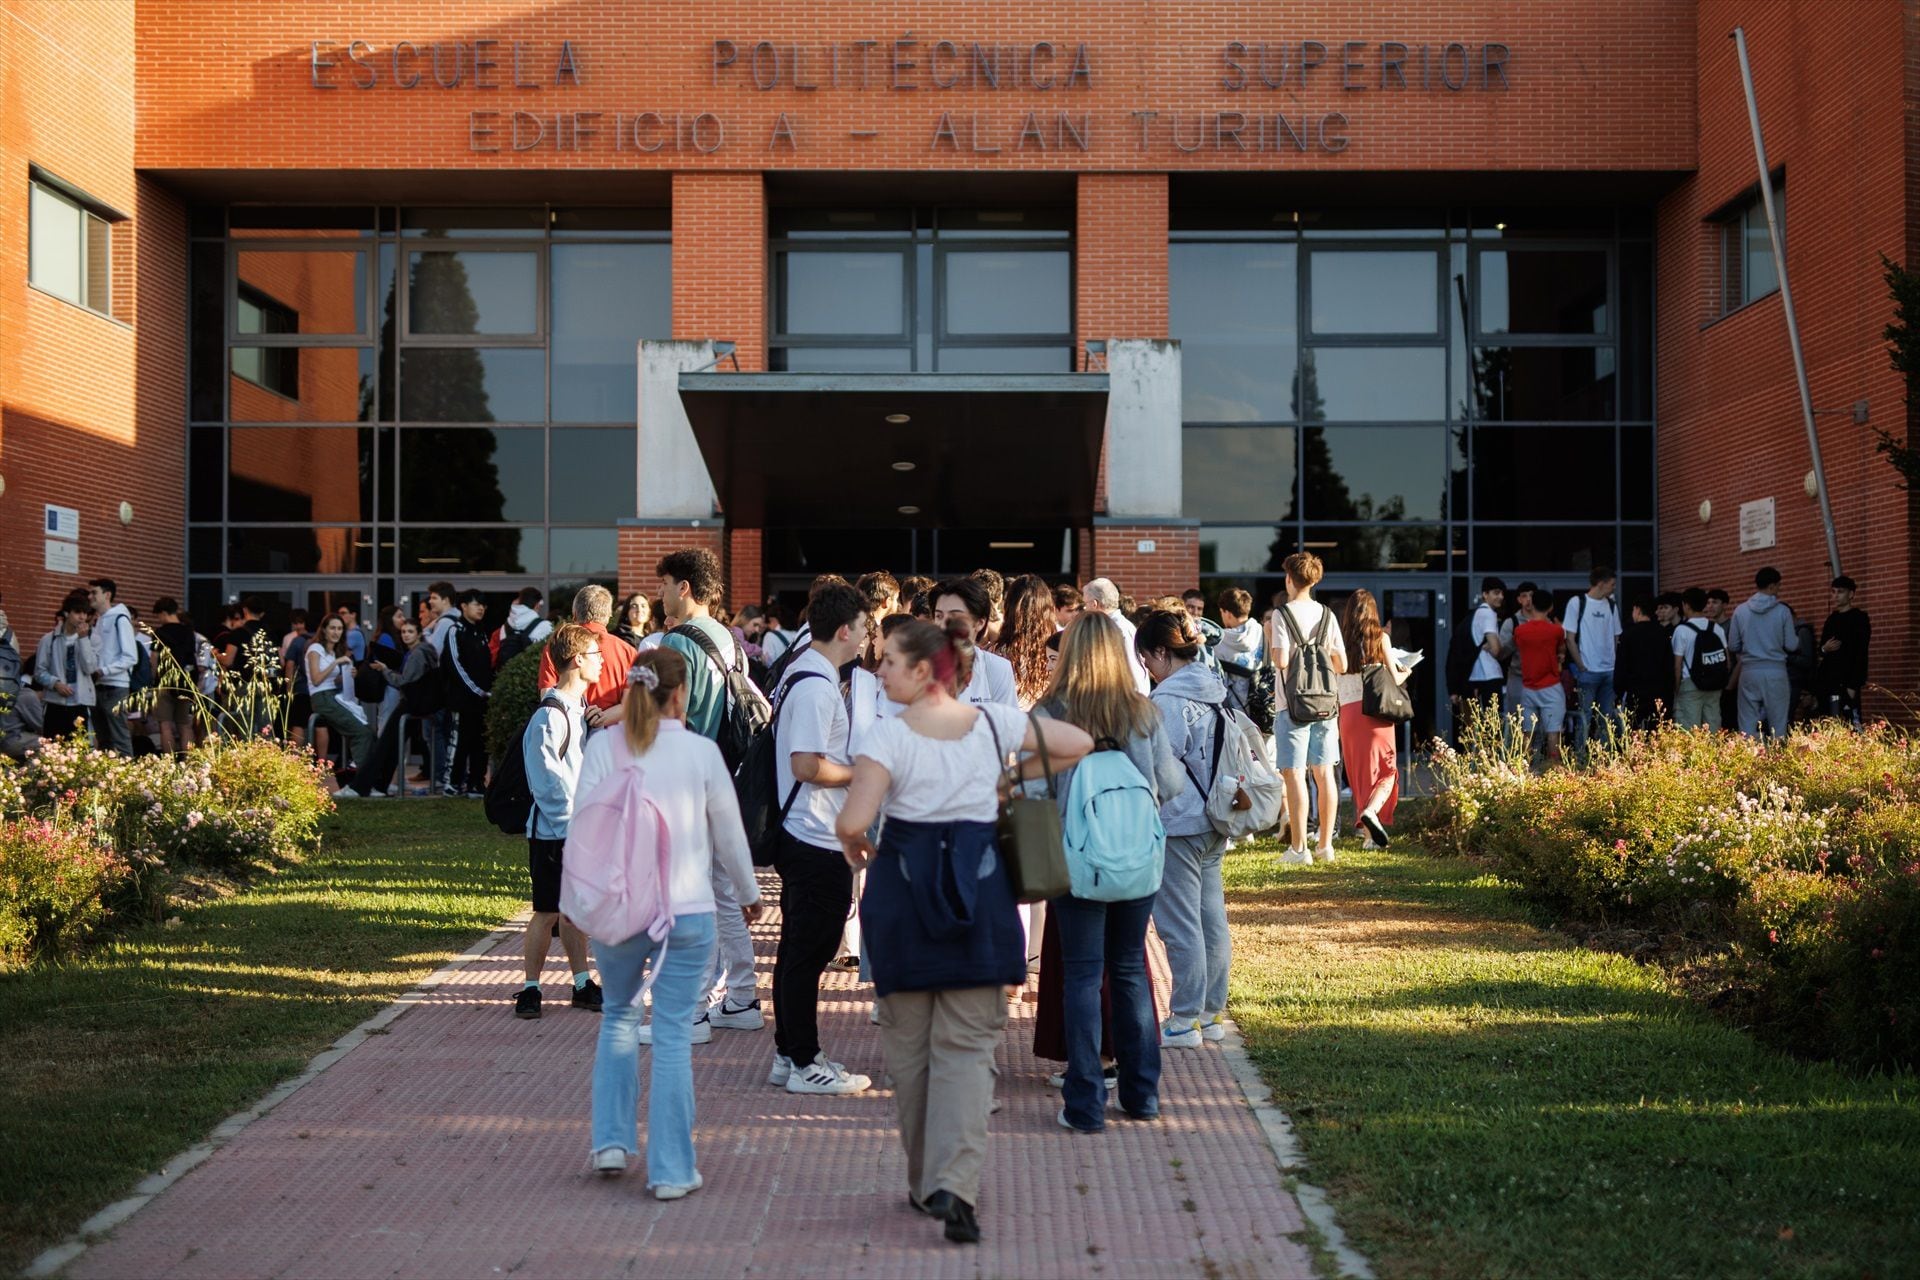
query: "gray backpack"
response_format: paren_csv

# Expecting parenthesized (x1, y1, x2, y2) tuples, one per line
(1276, 605, 1340, 724)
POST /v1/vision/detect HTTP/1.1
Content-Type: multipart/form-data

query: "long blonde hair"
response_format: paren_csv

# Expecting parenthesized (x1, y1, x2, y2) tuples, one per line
(1043, 613, 1157, 744)
(622, 648, 688, 754)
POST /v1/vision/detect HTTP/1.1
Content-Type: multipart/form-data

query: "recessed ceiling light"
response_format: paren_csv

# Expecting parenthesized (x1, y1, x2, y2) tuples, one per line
(885, 413, 911, 424)
(1494, 221, 1507, 231)
(891, 460, 916, 472)
(988, 541, 1035, 550)
(897, 504, 920, 515)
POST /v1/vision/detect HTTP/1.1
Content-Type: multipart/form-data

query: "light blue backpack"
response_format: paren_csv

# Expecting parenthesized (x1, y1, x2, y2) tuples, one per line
(1061, 745, 1166, 902)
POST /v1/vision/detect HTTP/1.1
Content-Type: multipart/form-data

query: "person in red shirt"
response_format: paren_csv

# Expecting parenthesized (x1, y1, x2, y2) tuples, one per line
(1510, 589, 1570, 767)
(536, 585, 635, 730)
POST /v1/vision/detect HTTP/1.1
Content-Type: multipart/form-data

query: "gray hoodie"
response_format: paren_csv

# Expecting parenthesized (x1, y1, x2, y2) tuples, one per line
(1727, 591, 1800, 668)
(1149, 662, 1228, 838)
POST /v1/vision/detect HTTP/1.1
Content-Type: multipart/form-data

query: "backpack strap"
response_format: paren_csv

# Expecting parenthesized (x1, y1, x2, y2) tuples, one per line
(528, 692, 571, 822)
(770, 669, 829, 828)
(670, 622, 734, 719)
(1277, 604, 1310, 648)
(1181, 704, 1228, 798)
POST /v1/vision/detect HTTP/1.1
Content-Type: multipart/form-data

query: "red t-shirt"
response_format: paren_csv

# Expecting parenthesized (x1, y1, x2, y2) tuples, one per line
(536, 621, 636, 711)
(1512, 619, 1565, 690)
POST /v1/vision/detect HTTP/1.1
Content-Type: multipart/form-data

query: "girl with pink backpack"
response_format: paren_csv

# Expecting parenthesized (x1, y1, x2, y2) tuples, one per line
(568, 648, 762, 1200)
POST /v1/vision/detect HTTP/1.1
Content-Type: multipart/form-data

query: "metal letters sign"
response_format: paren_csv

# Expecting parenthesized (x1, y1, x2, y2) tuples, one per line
(305, 36, 1516, 157)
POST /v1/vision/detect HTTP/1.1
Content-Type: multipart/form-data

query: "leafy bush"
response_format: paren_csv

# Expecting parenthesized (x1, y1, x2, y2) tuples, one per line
(0, 817, 128, 963)
(486, 639, 551, 764)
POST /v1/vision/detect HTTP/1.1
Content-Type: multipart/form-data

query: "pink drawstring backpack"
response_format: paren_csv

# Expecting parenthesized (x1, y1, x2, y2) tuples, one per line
(561, 752, 675, 997)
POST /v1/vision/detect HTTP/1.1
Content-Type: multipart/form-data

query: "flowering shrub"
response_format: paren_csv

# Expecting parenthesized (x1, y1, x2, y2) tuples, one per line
(0, 817, 129, 962)
(1431, 715, 1920, 1067)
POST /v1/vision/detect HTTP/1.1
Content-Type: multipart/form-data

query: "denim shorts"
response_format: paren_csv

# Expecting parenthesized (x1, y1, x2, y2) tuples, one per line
(1274, 709, 1339, 770)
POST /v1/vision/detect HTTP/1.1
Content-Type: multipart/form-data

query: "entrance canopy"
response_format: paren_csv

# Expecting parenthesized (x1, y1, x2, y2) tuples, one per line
(677, 372, 1108, 528)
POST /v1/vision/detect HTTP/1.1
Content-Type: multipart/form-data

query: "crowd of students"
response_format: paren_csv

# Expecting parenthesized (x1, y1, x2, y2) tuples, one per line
(505, 546, 1403, 1244)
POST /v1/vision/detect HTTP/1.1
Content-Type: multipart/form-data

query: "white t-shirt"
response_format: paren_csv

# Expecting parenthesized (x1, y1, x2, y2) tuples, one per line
(774, 648, 852, 849)
(1671, 617, 1729, 692)
(1269, 600, 1348, 675)
(1469, 602, 1502, 682)
(1565, 593, 1622, 674)
(848, 664, 906, 759)
(858, 702, 1028, 824)
(1104, 611, 1152, 694)
(305, 644, 349, 694)
(963, 647, 1021, 708)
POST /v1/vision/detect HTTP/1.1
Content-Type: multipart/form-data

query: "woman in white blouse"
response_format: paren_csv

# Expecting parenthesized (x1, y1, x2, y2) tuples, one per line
(576, 648, 762, 1199)
(304, 613, 372, 778)
(836, 616, 1090, 1246)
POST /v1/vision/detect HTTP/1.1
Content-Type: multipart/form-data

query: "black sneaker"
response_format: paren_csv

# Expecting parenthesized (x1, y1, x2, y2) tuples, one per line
(923, 1190, 981, 1245)
(514, 987, 541, 1019)
(571, 978, 603, 1012)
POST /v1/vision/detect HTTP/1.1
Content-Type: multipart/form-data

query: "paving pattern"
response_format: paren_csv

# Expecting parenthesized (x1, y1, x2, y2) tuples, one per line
(67, 878, 1315, 1279)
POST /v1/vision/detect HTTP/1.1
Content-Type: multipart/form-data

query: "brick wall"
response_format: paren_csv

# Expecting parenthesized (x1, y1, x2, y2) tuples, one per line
(672, 172, 766, 370)
(1655, 0, 1916, 716)
(1089, 524, 1200, 601)
(727, 527, 763, 611)
(617, 524, 725, 609)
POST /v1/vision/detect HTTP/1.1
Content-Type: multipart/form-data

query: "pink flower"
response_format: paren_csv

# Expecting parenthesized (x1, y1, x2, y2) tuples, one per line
(1768, 929, 1780, 943)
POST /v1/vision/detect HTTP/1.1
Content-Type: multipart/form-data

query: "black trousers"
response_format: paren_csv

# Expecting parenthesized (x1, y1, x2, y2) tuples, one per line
(352, 712, 406, 795)
(43, 703, 90, 743)
(770, 828, 854, 1068)
(451, 704, 488, 793)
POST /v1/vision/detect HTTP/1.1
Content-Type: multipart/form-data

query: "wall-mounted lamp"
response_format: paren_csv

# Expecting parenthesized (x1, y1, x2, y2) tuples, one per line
(1699, 499, 1713, 524)
(118, 501, 134, 526)
(1803, 470, 1820, 499)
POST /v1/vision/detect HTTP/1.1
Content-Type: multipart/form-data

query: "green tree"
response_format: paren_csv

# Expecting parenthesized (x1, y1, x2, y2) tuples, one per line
(1875, 253, 1920, 489)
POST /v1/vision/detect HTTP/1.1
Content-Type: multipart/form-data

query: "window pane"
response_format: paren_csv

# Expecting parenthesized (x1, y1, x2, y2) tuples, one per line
(550, 243, 671, 421)
(1183, 427, 1297, 523)
(549, 428, 635, 524)
(773, 346, 913, 372)
(1621, 427, 1653, 521)
(764, 528, 915, 575)
(84, 214, 110, 313)
(933, 529, 1072, 577)
(942, 250, 1070, 335)
(1299, 525, 1454, 573)
(227, 527, 372, 574)
(1743, 192, 1779, 303)
(1620, 241, 1652, 420)
(778, 252, 906, 336)
(1309, 250, 1437, 335)
(399, 348, 543, 421)
(190, 242, 225, 421)
(1302, 426, 1446, 521)
(1472, 525, 1616, 574)
(401, 207, 544, 238)
(1303, 348, 1446, 421)
(1472, 346, 1616, 422)
(29, 184, 82, 303)
(189, 428, 223, 521)
(1199, 526, 1290, 575)
(1170, 241, 1296, 422)
(1478, 249, 1607, 335)
(237, 250, 365, 335)
(230, 346, 373, 422)
(228, 427, 373, 523)
(1621, 525, 1653, 570)
(399, 427, 544, 522)
(399, 528, 543, 574)
(549, 528, 618, 577)
(1471, 426, 1616, 520)
(935, 346, 1072, 372)
(407, 251, 538, 335)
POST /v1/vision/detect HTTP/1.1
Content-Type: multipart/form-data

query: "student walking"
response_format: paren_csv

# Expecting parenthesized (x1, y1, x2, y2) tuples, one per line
(1726, 566, 1799, 739)
(1036, 612, 1178, 1132)
(580, 647, 762, 1196)
(1563, 567, 1623, 758)
(1671, 587, 1731, 730)
(1135, 609, 1234, 1049)
(767, 581, 873, 1096)
(1816, 576, 1870, 727)
(1268, 554, 1348, 865)
(1336, 590, 1407, 849)
(305, 614, 373, 780)
(86, 579, 138, 755)
(34, 592, 99, 742)
(835, 616, 1091, 1245)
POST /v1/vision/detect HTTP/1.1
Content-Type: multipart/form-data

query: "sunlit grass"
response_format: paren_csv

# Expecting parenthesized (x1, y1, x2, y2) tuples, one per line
(1225, 840, 1920, 1280)
(0, 800, 523, 1274)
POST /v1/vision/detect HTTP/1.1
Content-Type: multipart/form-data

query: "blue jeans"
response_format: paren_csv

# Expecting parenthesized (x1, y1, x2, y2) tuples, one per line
(1152, 831, 1230, 1024)
(591, 912, 716, 1189)
(428, 708, 455, 791)
(1054, 893, 1161, 1128)
(1570, 668, 1615, 757)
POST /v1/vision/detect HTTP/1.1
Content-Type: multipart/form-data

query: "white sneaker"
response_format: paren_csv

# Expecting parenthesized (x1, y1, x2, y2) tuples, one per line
(1279, 848, 1312, 866)
(1359, 809, 1391, 847)
(709, 997, 764, 1030)
(592, 1147, 628, 1176)
(768, 1054, 792, 1087)
(636, 1014, 712, 1046)
(869, 1002, 881, 1025)
(653, 1172, 704, 1202)
(1199, 1012, 1228, 1042)
(785, 1054, 871, 1095)
(1160, 1019, 1202, 1049)
(1315, 847, 1339, 864)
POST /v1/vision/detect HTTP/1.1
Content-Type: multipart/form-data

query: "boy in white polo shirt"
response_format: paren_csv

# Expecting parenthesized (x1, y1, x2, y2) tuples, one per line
(767, 580, 874, 1096)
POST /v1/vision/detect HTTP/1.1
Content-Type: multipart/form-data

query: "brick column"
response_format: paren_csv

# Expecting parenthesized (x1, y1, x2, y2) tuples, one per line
(672, 172, 765, 370)
(728, 528, 764, 612)
(618, 523, 725, 605)
(1089, 524, 1200, 601)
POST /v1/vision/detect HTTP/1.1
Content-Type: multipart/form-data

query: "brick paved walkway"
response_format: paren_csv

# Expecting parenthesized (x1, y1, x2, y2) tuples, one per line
(66, 879, 1315, 1279)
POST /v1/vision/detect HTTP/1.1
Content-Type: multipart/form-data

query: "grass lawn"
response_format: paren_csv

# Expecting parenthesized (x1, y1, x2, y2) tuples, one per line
(1226, 839, 1920, 1280)
(0, 800, 523, 1276)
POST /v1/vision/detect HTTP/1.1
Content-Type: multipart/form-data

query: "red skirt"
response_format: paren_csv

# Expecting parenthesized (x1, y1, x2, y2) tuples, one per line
(1337, 701, 1398, 828)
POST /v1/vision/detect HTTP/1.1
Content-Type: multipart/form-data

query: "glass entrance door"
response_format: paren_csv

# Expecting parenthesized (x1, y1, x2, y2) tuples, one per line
(396, 578, 545, 640)
(1312, 578, 1443, 748)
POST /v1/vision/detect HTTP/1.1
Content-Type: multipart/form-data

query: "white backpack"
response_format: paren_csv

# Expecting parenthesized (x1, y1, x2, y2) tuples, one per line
(1184, 704, 1283, 839)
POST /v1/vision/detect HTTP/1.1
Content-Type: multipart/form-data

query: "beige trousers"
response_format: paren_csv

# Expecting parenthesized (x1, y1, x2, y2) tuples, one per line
(878, 985, 1008, 1206)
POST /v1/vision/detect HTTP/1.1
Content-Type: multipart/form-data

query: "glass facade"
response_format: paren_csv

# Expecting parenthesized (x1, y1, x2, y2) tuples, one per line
(186, 205, 669, 625)
(1173, 206, 1655, 619)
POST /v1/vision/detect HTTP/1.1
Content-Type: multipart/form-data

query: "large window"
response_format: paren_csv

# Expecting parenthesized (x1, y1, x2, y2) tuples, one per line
(768, 207, 1073, 372)
(29, 175, 120, 317)
(1718, 175, 1783, 314)
(187, 205, 670, 612)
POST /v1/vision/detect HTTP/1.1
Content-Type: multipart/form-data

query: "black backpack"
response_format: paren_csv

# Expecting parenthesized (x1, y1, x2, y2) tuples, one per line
(484, 692, 570, 835)
(1686, 620, 1732, 691)
(496, 619, 541, 670)
(759, 627, 810, 693)
(1275, 605, 1340, 724)
(670, 623, 771, 771)
(736, 670, 829, 866)
(401, 642, 444, 715)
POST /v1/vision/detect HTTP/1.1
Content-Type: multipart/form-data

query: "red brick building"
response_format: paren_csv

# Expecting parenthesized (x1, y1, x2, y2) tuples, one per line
(0, 0, 1914, 727)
